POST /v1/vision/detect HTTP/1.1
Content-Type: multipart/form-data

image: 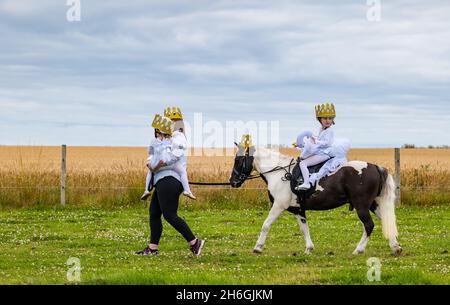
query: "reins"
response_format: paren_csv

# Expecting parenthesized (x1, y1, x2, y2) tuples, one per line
(188, 181, 232, 186)
(189, 158, 296, 186)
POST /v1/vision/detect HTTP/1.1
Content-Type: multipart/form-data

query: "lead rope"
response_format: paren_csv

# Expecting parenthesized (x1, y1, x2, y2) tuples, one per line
(189, 158, 296, 186)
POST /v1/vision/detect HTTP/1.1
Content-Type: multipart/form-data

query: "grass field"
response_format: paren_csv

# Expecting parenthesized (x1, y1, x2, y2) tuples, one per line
(0, 205, 448, 285)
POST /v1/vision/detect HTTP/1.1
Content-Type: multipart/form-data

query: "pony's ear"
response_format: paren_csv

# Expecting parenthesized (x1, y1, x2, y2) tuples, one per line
(236, 146, 245, 157)
(248, 146, 256, 156)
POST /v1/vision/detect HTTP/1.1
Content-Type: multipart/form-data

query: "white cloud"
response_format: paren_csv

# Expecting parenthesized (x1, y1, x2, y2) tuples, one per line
(0, 0, 449, 147)
(0, 0, 50, 16)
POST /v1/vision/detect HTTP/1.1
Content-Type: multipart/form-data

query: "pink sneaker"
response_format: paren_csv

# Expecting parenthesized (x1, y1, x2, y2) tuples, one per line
(190, 239, 205, 256)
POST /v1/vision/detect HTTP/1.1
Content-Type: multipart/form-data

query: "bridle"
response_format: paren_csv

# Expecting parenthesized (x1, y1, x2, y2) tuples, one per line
(231, 151, 255, 185)
(231, 149, 296, 186)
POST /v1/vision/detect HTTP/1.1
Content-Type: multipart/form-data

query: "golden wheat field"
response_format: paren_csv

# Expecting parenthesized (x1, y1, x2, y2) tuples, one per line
(1, 146, 450, 171)
(0, 146, 449, 208)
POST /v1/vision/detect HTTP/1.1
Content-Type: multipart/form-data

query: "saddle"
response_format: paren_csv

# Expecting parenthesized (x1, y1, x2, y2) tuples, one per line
(290, 157, 331, 199)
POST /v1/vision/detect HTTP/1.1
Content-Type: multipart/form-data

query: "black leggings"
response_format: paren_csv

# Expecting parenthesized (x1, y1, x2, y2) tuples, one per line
(149, 176, 195, 245)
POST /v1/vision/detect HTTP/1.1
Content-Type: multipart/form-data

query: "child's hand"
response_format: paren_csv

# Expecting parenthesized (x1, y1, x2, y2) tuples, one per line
(152, 160, 166, 172)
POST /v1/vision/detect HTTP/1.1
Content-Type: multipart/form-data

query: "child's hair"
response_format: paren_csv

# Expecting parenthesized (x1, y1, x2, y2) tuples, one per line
(318, 117, 336, 125)
(154, 129, 171, 138)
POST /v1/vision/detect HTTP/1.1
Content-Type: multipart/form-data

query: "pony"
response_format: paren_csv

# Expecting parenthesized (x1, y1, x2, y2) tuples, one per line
(229, 144, 402, 255)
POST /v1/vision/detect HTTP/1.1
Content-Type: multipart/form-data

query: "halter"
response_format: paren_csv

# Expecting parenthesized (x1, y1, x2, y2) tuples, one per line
(232, 149, 254, 185)
(232, 149, 296, 186)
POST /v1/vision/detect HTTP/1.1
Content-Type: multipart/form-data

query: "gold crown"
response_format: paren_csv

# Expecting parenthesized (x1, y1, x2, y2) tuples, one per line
(164, 107, 183, 120)
(151, 114, 174, 135)
(240, 134, 253, 149)
(315, 103, 336, 118)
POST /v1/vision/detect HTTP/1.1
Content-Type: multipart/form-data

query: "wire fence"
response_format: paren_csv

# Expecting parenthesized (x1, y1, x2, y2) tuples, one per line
(1, 184, 450, 191)
(1, 146, 450, 207)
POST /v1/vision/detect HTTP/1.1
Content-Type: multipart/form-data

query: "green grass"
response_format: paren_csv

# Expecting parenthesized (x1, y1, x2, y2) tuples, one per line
(0, 204, 448, 285)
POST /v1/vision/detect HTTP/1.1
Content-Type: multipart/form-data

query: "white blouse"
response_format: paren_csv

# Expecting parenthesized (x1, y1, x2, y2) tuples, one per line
(313, 126, 333, 155)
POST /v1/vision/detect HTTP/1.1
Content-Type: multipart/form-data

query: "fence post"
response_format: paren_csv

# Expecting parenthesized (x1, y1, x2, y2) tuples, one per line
(61, 144, 67, 206)
(394, 148, 401, 205)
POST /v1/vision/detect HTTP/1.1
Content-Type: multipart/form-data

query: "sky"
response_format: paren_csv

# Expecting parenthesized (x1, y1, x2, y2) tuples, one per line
(0, 0, 449, 148)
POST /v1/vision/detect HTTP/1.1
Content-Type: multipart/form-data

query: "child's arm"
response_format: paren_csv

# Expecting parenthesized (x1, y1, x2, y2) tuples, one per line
(168, 134, 187, 162)
(154, 136, 186, 170)
(148, 138, 159, 157)
(153, 146, 179, 170)
(315, 129, 334, 148)
(164, 149, 181, 167)
(172, 133, 187, 150)
(146, 144, 154, 168)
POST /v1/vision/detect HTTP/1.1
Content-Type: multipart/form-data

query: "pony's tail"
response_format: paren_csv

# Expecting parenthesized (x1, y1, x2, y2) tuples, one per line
(375, 168, 398, 240)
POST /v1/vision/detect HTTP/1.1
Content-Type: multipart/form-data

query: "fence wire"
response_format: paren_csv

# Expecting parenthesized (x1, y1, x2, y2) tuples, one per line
(0, 186, 449, 190)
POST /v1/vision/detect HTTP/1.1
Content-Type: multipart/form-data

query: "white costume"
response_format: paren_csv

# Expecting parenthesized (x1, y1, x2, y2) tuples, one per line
(144, 131, 192, 194)
(144, 138, 170, 192)
(296, 127, 334, 189)
(168, 130, 192, 194)
(309, 138, 351, 185)
(296, 126, 351, 188)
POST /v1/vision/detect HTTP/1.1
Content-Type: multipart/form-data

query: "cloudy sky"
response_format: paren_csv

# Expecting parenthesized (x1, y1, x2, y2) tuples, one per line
(0, 0, 449, 147)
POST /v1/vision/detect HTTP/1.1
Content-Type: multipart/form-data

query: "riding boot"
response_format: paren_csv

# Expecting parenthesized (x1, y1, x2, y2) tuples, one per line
(295, 179, 311, 191)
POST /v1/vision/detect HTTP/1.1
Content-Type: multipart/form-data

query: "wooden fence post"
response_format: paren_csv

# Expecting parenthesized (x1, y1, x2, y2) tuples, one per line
(61, 144, 66, 206)
(394, 148, 401, 205)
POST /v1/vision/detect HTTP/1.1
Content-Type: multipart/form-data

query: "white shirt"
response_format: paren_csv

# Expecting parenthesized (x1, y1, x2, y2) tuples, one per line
(153, 130, 188, 184)
(149, 138, 173, 168)
(315, 126, 334, 156)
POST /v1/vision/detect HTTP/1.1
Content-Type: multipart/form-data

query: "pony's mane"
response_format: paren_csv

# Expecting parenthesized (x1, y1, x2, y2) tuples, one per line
(255, 147, 294, 165)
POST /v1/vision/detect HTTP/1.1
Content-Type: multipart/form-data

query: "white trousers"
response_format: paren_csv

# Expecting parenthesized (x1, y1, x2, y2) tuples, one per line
(172, 162, 192, 194)
(299, 154, 330, 184)
(145, 171, 153, 192)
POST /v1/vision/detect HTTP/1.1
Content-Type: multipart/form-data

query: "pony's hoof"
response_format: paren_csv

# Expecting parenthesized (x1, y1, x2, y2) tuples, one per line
(253, 248, 263, 254)
(304, 247, 314, 255)
(393, 246, 402, 256)
(352, 249, 364, 255)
